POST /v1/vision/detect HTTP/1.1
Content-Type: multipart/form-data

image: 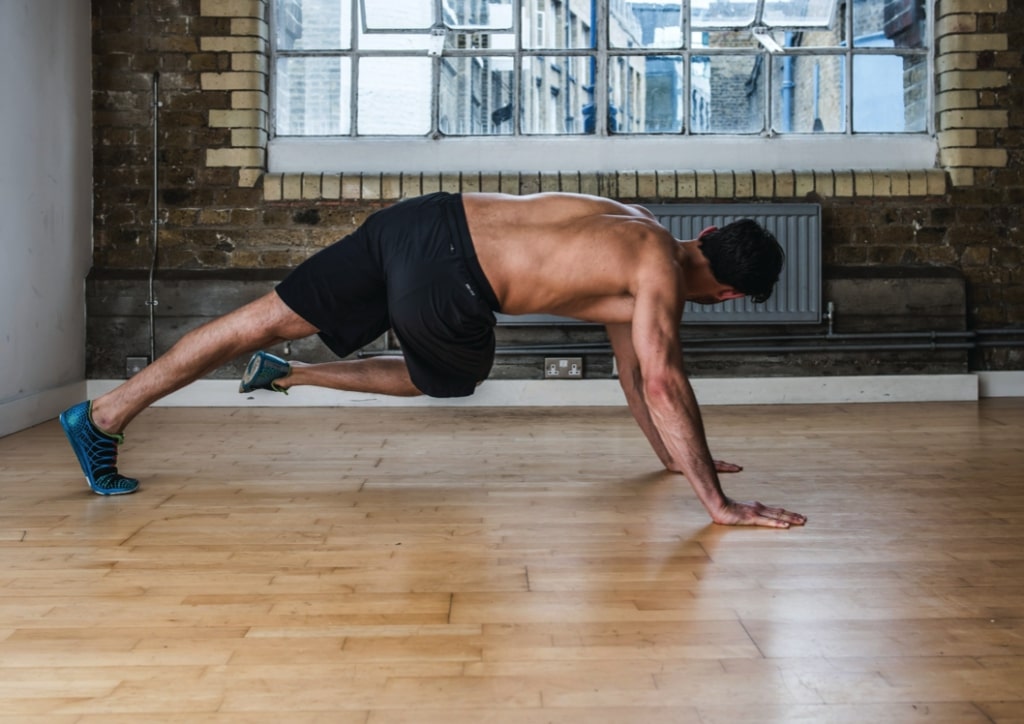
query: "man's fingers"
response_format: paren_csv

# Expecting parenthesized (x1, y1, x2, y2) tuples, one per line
(713, 459, 743, 473)
(771, 508, 807, 525)
(757, 504, 807, 526)
(714, 500, 807, 528)
(743, 501, 807, 528)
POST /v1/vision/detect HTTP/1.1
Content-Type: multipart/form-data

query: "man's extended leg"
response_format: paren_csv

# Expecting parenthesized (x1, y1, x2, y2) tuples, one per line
(91, 292, 317, 433)
(61, 291, 316, 495)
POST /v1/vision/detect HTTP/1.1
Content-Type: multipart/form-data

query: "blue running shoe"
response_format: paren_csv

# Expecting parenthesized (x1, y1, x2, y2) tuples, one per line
(239, 350, 291, 393)
(59, 402, 139, 496)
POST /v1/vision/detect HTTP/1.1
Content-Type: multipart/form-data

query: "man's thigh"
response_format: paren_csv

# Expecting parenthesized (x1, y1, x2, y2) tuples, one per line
(224, 291, 320, 342)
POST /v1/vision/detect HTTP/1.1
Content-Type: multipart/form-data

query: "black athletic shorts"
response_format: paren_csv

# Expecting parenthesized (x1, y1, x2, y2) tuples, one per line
(274, 192, 501, 398)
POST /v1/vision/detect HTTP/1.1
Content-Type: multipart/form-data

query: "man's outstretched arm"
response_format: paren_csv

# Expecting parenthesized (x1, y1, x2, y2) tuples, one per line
(628, 281, 806, 528)
(607, 323, 742, 475)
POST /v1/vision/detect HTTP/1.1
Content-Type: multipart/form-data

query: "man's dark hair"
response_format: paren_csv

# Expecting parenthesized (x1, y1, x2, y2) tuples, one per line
(699, 219, 785, 304)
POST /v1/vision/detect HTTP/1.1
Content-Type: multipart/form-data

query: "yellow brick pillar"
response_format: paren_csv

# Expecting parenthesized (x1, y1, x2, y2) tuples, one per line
(935, 0, 1010, 187)
(199, 0, 268, 188)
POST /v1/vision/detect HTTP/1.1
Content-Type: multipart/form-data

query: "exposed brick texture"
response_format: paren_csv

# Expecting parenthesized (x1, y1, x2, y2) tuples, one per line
(90, 0, 1024, 376)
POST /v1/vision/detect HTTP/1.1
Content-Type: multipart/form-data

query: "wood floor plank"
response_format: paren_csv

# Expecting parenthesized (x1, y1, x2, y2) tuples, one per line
(1, 401, 1023, 720)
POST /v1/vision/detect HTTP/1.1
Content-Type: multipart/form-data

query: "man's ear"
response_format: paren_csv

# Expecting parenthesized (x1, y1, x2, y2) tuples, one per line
(718, 289, 745, 302)
(697, 225, 718, 239)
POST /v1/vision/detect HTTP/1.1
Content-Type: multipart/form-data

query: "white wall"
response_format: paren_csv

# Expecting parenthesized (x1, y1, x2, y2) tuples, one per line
(0, 1, 92, 437)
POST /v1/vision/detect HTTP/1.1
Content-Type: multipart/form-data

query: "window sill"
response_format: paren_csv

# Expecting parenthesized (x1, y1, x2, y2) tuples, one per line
(268, 134, 938, 176)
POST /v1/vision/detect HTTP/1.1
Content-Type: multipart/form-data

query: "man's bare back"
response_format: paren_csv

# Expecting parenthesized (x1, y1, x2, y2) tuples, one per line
(463, 192, 678, 322)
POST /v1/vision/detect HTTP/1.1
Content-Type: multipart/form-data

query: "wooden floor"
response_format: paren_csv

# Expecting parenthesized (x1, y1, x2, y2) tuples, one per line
(1, 400, 1023, 723)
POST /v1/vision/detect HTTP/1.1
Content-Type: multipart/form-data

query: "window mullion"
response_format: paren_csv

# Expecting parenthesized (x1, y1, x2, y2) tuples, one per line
(844, 0, 853, 135)
(754, 0, 767, 26)
(594, 0, 608, 137)
(431, 0, 442, 136)
(513, 0, 522, 136)
(349, 0, 359, 137)
(683, 0, 691, 137)
(268, 1, 277, 139)
(925, 0, 935, 135)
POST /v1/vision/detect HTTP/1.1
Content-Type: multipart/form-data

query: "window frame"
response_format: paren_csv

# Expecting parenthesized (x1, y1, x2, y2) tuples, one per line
(268, 0, 937, 174)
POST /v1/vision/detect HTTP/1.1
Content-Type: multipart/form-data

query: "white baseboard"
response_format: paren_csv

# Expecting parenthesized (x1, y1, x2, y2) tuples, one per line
(976, 371, 1024, 398)
(1, 373, 1004, 438)
(0, 381, 87, 438)
(693, 374, 979, 404)
(87, 374, 981, 409)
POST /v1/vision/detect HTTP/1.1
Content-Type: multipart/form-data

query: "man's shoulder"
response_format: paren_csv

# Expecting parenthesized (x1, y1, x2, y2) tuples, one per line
(624, 203, 656, 220)
(615, 215, 677, 250)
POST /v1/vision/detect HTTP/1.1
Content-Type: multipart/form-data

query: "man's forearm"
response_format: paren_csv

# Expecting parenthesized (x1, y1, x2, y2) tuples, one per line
(608, 323, 676, 470)
(619, 366, 674, 469)
(644, 373, 729, 518)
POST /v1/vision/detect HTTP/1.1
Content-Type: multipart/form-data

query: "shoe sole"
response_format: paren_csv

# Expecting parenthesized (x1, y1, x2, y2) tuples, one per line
(239, 352, 265, 392)
(240, 352, 289, 393)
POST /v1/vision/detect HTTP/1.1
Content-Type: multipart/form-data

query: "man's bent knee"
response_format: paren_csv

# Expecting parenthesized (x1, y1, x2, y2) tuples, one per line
(254, 291, 319, 341)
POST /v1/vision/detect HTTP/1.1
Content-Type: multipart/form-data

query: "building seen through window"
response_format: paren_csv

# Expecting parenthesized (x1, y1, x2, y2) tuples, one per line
(272, 0, 928, 139)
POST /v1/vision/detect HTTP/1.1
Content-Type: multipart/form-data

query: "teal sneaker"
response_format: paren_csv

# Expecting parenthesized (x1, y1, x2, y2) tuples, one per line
(239, 350, 291, 393)
(59, 402, 139, 495)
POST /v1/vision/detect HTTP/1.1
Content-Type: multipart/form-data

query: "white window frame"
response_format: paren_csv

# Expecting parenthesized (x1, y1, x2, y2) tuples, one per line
(268, 0, 937, 174)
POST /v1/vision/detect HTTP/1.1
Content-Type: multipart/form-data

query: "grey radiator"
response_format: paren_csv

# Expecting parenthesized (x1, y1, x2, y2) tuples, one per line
(498, 202, 821, 325)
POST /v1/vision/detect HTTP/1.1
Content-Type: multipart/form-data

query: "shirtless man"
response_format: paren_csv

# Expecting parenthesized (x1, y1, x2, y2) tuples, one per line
(60, 192, 806, 529)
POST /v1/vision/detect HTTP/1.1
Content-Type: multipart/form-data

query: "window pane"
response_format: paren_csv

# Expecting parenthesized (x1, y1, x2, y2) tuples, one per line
(522, 0, 595, 49)
(611, 56, 683, 133)
(899, 55, 928, 132)
(357, 0, 433, 51)
(445, 0, 514, 29)
(358, 32, 434, 51)
(440, 57, 515, 135)
(275, 56, 350, 135)
(855, 0, 925, 49)
(689, 57, 711, 132)
(691, 0, 756, 29)
(521, 56, 592, 134)
(357, 57, 432, 135)
(763, 0, 838, 28)
(691, 54, 765, 134)
(799, 17, 847, 47)
(853, 54, 927, 132)
(276, 0, 350, 51)
(445, 29, 516, 52)
(693, 29, 759, 50)
(772, 55, 845, 133)
(361, 0, 432, 29)
(610, 1, 683, 49)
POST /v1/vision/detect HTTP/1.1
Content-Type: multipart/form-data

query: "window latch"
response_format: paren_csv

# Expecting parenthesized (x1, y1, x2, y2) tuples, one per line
(428, 27, 446, 57)
(752, 26, 784, 54)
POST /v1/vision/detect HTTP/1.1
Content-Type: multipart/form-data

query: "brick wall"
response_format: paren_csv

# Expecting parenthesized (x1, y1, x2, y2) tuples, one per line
(89, 0, 1023, 378)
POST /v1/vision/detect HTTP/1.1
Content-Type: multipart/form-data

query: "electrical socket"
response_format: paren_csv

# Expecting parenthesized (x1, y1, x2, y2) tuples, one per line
(126, 356, 150, 378)
(544, 357, 584, 379)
